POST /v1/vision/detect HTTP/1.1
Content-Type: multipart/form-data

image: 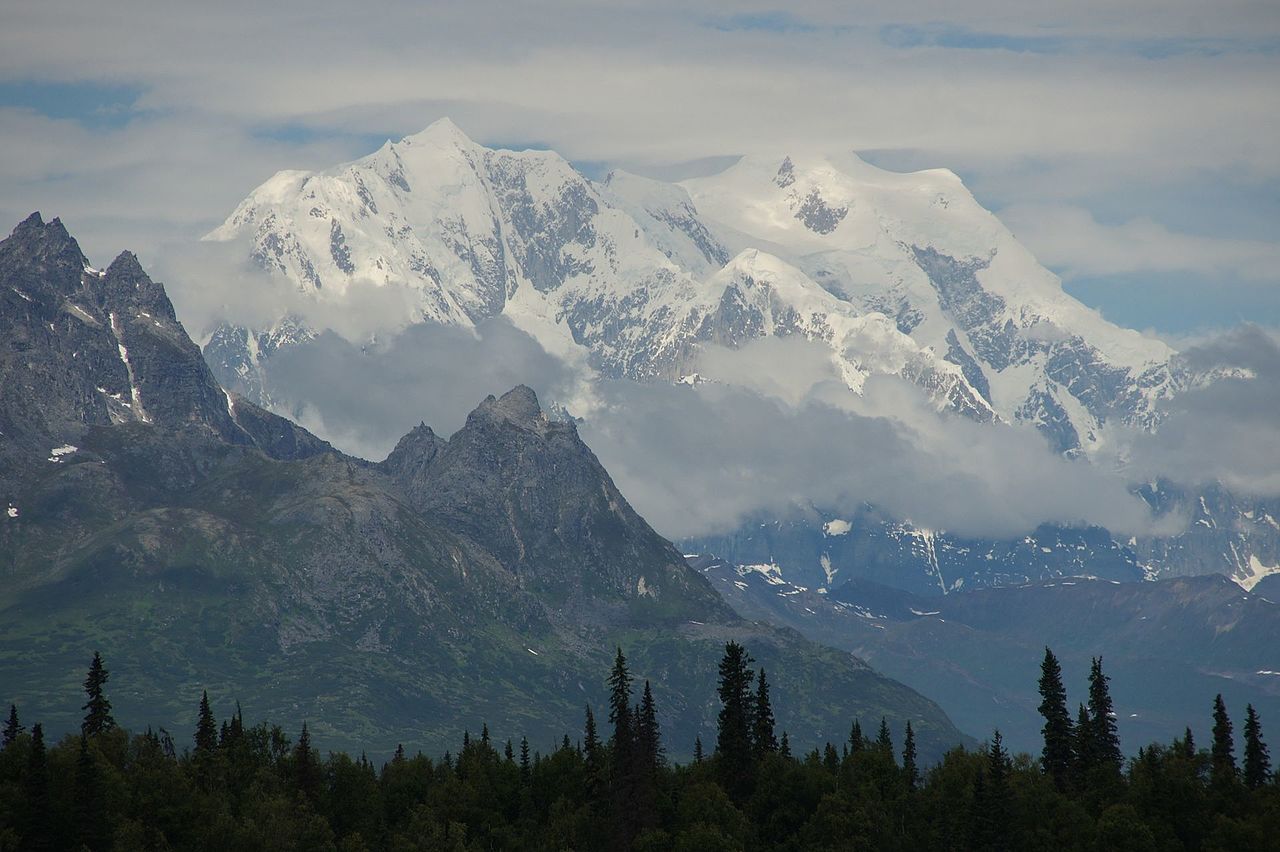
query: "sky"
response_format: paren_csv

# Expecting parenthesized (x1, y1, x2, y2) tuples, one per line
(2, 1, 1279, 336)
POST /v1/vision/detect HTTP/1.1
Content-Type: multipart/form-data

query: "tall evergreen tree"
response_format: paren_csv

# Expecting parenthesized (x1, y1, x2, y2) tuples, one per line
(779, 731, 791, 759)
(1181, 726, 1196, 760)
(75, 735, 107, 850)
(1074, 703, 1095, 782)
(1243, 704, 1271, 789)
(715, 641, 756, 802)
(2, 704, 22, 748)
(1211, 694, 1237, 786)
(751, 668, 777, 759)
(849, 719, 864, 756)
(583, 705, 604, 797)
(876, 717, 893, 756)
(1037, 647, 1074, 790)
(607, 647, 634, 758)
(195, 690, 218, 753)
(295, 721, 321, 801)
(81, 651, 115, 736)
(24, 723, 52, 852)
(519, 736, 531, 783)
(633, 680, 662, 833)
(693, 736, 704, 763)
(636, 680, 662, 772)
(1086, 657, 1122, 771)
(971, 731, 1012, 851)
(504, 739, 514, 762)
(902, 721, 918, 792)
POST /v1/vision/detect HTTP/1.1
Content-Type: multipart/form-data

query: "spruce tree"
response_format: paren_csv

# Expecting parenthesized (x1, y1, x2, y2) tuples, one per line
(1037, 646, 1074, 790)
(1181, 727, 1196, 760)
(195, 690, 218, 753)
(583, 705, 604, 798)
(715, 641, 756, 802)
(693, 736, 704, 763)
(81, 651, 115, 736)
(1243, 704, 1271, 789)
(1074, 703, 1094, 782)
(634, 680, 662, 833)
(1211, 694, 1237, 785)
(607, 647, 634, 759)
(849, 719, 864, 756)
(24, 723, 52, 852)
(902, 721, 918, 792)
(751, 668, 777, 759)
(519, 736, 531, 783)
(504, 739, 514, 762)
(481, 723, 490, 745)
(779, 731, 791, 759)
(75, 735, 106, 850)
(971, 731, 1012, 850)
(295, 722, 322, 801)
(636, 680, 662, 772)
(2, 704, 22, 748)
(1086, 657, 1122, 771)
(876, 717, 893, 756)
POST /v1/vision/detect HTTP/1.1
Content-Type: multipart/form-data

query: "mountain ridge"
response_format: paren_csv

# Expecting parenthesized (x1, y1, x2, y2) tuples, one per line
(0, 214, 968, 759)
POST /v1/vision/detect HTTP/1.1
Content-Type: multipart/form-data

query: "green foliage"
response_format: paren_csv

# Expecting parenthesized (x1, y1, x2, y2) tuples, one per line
(1038, 646, 1074, 791)
(4, 643, 1280, 851)
(714, 641, 755, 803)
(1211, 694, 1237, 787)
(80, 651, 114, 738)
(1243, 704, 1271, 790)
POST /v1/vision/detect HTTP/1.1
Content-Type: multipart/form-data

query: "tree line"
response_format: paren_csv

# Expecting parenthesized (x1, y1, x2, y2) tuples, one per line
(1, 645, 1277, 850)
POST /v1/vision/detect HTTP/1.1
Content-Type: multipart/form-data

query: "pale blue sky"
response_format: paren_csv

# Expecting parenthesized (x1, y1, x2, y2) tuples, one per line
(1, 1, 1277, 336)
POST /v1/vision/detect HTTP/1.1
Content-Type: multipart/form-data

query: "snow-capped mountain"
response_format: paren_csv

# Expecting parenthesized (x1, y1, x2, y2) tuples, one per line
(199, 119, 1278, 589)
(204, 118, 1177, 445)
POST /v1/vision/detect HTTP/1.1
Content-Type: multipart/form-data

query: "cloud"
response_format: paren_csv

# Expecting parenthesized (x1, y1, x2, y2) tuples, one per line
(229, 323, 1280, 544)
(577, 364, 1157, 541)
(1000, 203, 1280, 281)
(1121, 325, 1280, 496)
(256, 318, 581, 461)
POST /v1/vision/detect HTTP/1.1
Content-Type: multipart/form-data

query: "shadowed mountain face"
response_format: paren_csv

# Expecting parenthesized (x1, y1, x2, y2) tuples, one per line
(0, 214, 966, 760)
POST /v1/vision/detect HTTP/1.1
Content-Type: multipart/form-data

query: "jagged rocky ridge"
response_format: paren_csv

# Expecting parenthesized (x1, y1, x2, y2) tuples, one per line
(0, 214, 966, 758)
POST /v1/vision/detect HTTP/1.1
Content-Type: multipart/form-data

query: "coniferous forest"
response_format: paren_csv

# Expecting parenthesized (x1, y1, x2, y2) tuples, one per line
(2, 646, 1278, 851)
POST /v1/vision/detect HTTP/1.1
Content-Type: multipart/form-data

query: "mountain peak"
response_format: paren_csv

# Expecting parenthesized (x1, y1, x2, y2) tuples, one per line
(5, 211, 82, 264)
(472, 385, 546, 430)
(401, 116, 475, 149)
(106, 250, 147, 280)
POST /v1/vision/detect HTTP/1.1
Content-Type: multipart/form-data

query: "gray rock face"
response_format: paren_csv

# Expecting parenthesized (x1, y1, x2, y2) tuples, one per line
(384, 386, 727, 618)
(0, 213, 329, 460)
(1, 215, 968, 760)
(794, 188, 848, 234)
(943, 329, 991, 404)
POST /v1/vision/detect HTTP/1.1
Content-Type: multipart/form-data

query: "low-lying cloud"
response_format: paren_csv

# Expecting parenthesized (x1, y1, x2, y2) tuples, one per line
(1122, 325, 1280, 497)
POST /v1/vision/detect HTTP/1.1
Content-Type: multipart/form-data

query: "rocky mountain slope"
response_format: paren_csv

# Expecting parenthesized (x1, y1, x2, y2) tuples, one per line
(0, 214, 967, 758)
(695, 554, 1280, 755)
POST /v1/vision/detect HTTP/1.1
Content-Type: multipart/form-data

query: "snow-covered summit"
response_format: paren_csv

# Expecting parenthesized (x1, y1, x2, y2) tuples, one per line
(205, 121, 1178, 452)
